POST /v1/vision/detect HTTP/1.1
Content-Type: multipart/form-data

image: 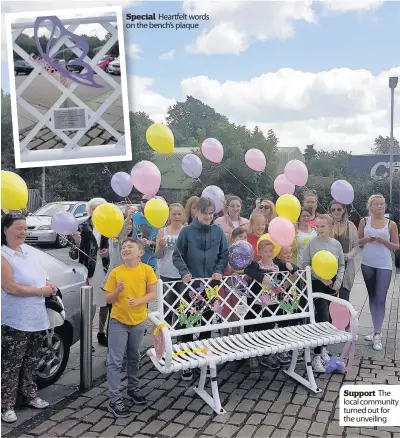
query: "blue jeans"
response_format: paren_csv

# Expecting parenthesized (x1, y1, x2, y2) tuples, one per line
(107, 318, 146, 403)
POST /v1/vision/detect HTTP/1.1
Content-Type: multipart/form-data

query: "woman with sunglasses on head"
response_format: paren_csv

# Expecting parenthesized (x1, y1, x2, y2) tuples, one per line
(214, 195, 249, 244)
(251, 198, 277, 233)
(329, 200, 360, 302)
(1, 213, 56, 423)
(358, 194, 399, 351)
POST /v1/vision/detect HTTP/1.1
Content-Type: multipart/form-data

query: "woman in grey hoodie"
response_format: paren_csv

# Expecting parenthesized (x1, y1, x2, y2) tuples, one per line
(173, 197, 229, 381)
(301, 214, 345, 373)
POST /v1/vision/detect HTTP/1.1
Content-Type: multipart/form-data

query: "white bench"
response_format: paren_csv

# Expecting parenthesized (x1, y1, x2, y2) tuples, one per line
(147, 267, 358, 414)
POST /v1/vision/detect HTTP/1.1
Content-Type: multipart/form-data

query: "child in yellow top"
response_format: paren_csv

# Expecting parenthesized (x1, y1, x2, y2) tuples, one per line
(104, 238, 157, 418)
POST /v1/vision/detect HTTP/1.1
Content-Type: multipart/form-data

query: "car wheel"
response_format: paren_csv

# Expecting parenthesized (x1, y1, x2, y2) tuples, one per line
(37, 326, 71, 388)
(56, 234, 69, 248)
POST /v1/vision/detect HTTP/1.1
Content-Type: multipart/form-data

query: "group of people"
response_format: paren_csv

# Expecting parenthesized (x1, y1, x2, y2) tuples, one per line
(1, 189, 399, 421)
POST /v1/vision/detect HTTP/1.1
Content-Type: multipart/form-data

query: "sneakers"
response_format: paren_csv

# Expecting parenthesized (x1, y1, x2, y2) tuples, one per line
(372, 333, 382, 351)
(365, 332, 374, 341)
(260, 354, 281, 370)
(126, 390, 147, 405)
(181, 369, 193, 381)
(312, 355, 326, 373)
(97, 332, 108, 347)
(320, 348, 330, 364)
(1, 409, 17, 423)
(278, 351, 291, 365)
(27, 397, 49, 409)
(248, 357, 260, 372)
(108, 399, 130, 418)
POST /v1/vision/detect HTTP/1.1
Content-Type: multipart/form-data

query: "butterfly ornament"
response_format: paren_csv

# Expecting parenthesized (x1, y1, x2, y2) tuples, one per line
(34, 16, 104, 88)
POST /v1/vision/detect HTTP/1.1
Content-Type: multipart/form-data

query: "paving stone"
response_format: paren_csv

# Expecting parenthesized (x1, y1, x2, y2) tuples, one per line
(152, 396, 175, 411)
(359, 429, 391, 438)
(299, 406, 315, 419)
(263, 413, 281, 426)
(292, 394, 307, 404)
(306, 398, 320, 408)
(218, 425, 240, 437)
(48, 420, 78, 436)
(28, 138, 44, 149)
(37, 139, 58, 149)
(120, 421, 145, 436)
(324, 391, 339, 402)
(284, 403, 300, 416)
(91, 418, 114, 432)
(176, 428, 197, 438)
(204, 423, 224, 435)
(319, 400, 334, 411)
(100, 131, 113, 140)
(316, 410, 331, 423)
(327, 421, 344, 435)
(50, 408, 75, 421)
(29, 421, 57, 435)
(246, 388, 264, 400)
(236, 398, 256, 412)
(187, 399, 205, 411)
(171, 396, 193, 410)
(308, 421, 327, 435)
(67, 397, 90, 409)
(98, 425, 124, 438)
(293, 419, 311, 433)
(159, 409, 181, 422)
(277, 391, 292, 402)
(136, 408, 158, 422)
(269, 401, 286, 413)
(159, 422, 185, 437)
(237, 425, 257, 438)
(271, 428, 290, 437)
(65, 422, 91, 437)
(261, 390, 279, 401)
(190, 414, 209, 428)
(141, 420, 167, 435)
(175, 411, 196, 424)
(228, 412, 247, 426)
(279, 415, 296, 429)
(248, 413, 265, 425)
(87, 128, 102, 138)
(71, 407, 95, 419)
(254, 425, 275, 438)
(86, 394, 108, 408)
(78, 135, 91, 146)
(41, 132, 56, 141)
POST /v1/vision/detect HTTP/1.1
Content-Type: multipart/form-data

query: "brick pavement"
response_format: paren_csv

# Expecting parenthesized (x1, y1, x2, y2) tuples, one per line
(5, 270, 400, 438)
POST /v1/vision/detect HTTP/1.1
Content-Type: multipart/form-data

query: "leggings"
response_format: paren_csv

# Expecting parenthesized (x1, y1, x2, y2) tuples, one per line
(361, 265, 392, 334)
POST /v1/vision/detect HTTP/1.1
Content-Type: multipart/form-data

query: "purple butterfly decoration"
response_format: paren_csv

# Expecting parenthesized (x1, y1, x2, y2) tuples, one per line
(211, 300, 223, 314)
(34, 16, 103, 88)
(231, 273, 249, 297)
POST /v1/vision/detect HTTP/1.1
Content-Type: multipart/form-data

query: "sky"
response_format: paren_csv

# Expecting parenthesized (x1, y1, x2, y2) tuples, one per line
(2, 0, 400, 154)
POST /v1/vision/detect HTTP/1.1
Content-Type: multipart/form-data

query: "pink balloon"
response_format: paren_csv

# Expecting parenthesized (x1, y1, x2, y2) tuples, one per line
(201, 138, 224, 163)
(284, 160, 308, 187)
(131, 161, 161, 196)
(274, 174, 295, 196)
(245, 148, 266, 172)
(329, 302, 350, 330)
(268, 217, 296, 247)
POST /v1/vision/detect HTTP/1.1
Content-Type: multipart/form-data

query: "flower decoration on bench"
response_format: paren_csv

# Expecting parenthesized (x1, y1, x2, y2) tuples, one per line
(231, 273, 249, 298)
(153, 323, 166, 359)
(176, 299, 203, 327)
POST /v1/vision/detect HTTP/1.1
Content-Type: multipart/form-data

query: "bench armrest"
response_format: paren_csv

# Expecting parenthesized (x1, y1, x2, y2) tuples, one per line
(312, 293, 358, 320)
(147, 312, 173, 369)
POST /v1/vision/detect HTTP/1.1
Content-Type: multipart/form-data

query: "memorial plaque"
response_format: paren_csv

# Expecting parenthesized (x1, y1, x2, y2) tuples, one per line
(53, 108, 87, 130)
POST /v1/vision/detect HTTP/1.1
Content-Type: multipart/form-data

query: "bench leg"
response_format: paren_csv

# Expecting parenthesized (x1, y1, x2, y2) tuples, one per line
(283, 348, 321, 394)
(193, 365, 226, 415)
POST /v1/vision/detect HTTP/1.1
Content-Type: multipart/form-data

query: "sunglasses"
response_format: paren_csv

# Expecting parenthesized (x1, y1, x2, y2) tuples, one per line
(330, 208, 343, 213)
(259, 205, 271, 210)
(141, 199, 148, 204)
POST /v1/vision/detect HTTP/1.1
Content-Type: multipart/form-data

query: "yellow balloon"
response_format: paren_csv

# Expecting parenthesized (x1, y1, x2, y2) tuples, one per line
(276, 194, 301, 223)
(257, 233, 281, 258)
(1, 171, 28, 211)
(144, 198, 169, 228)
(312, 250, 338, 281)
(92, 203, 124, 238)
(146, 123, 174, 155)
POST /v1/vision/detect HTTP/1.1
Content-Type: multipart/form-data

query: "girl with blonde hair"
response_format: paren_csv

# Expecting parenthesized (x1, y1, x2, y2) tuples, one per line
(358, 194, 399, 351)
(184, 196, 199, 225)
(250, 198, 276, 233)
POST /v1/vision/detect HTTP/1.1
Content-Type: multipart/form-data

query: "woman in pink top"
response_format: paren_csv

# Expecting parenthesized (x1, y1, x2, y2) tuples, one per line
(214, 196, 249, 243)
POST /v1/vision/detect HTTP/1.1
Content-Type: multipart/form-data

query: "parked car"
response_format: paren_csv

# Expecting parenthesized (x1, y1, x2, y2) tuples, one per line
(26, 202, 88, 248)
(31, 246, 90, 388)
(14, 60, 34, 75)
(96, 54, 117, 72)
(65, 59, 85, 73)
(107, 57, 120, 75)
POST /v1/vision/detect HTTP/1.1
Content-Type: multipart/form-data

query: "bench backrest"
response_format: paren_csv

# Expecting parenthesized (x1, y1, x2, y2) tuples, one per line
(152, 267, 316, 337)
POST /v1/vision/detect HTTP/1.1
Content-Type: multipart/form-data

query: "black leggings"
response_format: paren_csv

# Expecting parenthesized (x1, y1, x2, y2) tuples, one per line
(161, 276, 183, 326)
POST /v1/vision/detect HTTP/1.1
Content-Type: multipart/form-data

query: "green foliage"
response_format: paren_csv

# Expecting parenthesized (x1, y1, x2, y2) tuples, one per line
(372, 135, 400, 154)
(304, 144, 317, 164)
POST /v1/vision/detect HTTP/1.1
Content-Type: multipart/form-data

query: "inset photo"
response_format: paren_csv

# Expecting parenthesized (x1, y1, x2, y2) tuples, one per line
(5, 7, 132, 168)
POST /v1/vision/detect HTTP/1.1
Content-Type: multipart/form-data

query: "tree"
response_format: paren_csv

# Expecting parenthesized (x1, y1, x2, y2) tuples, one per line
(304, 144, 317, 164)
(372, 135, 400, 154)
(307, 150, 350, 178)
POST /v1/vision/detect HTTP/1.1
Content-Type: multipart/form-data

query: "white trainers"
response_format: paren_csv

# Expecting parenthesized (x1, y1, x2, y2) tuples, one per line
(27, 397, 49, 409)
(365, 332, 374, 341)
(372, 333, 382, 351)
(312, 355, 326, 373)
(321, 347, 330, 363)
(1, 409, 17, 423)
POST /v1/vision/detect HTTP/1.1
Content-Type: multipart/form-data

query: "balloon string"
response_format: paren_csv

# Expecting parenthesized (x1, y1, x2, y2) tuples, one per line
(218, 163, 260, 198)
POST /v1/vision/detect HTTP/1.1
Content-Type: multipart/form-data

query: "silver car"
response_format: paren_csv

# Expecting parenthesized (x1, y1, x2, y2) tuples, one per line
(30, 246, 90, 388)
(26, 202, 88, 248)
(107, 57, 120, 75)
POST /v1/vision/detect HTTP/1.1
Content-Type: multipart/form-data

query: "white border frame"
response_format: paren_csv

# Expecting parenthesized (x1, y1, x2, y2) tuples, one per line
(5, 6, 132, 169)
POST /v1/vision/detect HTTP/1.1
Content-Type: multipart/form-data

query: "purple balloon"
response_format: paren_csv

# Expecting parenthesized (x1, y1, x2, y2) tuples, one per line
(111, 172, 133, 197)
(182, 154, 202, 179)
(331, 180, 354, 205)
(228, 240, 254, 271)
(51, 211, 78, 235)
(202, 185, 225, 213)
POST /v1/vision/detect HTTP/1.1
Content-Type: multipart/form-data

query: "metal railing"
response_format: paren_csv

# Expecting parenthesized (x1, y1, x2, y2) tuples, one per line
(80, 285, 93, 390)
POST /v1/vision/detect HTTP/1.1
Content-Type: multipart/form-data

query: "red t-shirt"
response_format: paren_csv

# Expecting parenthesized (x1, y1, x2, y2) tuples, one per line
(247, 233, 260, 258)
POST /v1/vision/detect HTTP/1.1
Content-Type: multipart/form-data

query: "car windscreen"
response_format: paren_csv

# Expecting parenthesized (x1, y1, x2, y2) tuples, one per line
(33, 203, 73, 216)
